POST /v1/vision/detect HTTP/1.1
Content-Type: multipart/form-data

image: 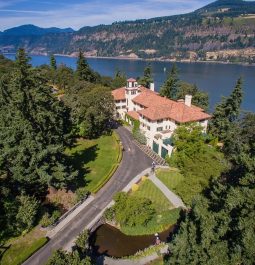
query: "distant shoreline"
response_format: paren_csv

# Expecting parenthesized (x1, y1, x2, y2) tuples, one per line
(3, 52, 255, 67)
(54, 53, 255, 67)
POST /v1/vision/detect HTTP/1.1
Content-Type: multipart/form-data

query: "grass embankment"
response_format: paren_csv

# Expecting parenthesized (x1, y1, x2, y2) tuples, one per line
(156, 168, 184, 191)
(0, 228, 48, 265)
(66, 132, 121, 193)
(156, 169, 200, 205)
(121, 179, 180, 236)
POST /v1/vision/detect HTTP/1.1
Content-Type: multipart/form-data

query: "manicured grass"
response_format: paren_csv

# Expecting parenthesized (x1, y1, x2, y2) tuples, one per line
(120, 179, 180, 236)
(0, 228, 48, 265)
(147, 257, 164, 265)
(156, 168, 184, 191)
(132, 179, 174, 211)
(66, 133, 119, 193)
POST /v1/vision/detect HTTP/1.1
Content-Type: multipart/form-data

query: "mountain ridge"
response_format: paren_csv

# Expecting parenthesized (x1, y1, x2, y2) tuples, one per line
(2, 24, 75, 36)
(0, 0, 255, 63)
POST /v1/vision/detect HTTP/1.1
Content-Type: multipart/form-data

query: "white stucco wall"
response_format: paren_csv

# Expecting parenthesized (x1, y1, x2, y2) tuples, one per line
(114, 99, 127, 119)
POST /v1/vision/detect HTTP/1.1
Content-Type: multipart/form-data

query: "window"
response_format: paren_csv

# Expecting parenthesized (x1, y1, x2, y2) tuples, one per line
(157, 127, 163, 132)
(131, 90, 136, 95)
(122, 100, 126, 103)
(147, 126, 150, 131)
(122, 106, 126, 109)
(157, 119, 163, 124)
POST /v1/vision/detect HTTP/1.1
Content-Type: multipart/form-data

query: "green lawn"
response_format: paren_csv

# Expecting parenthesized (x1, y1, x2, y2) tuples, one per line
(120, 179, 180, 236)
(132, 179, 174, 211)
(0, 228, 48, 265)
(156, 168, 184, 191)
(147, 257, 164, 265)
(66, 133, 120, 193)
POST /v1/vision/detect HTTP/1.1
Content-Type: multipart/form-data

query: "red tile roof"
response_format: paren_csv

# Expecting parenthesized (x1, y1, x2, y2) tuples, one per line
(112, 87, 126, 101)
(112, 84, 211, 123)
(127, 78, 137, 82)
(135, 92, 211, 123)
(127, 111, 139, 120)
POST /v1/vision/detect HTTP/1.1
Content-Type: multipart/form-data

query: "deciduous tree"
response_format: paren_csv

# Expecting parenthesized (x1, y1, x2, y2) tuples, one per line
(16, 194, 39, 231)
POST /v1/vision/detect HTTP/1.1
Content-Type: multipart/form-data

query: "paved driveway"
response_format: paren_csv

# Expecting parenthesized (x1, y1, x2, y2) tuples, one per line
(23, 126, 152, 265)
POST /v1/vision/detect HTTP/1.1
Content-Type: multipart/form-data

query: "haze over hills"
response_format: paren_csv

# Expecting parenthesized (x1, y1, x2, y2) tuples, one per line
(1, 25, 74, 36)
(1, 0, 255, 63)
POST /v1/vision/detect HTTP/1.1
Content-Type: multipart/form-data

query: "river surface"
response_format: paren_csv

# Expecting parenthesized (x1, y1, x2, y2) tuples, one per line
(90, 224, 174, 258)
(4, 54, 255, 112)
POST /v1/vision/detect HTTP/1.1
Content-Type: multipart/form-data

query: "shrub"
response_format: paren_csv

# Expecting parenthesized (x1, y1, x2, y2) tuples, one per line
(75, 187, 90, 202)
(132, 184, 139, 192)
(40, 210, 61, 227)
(40, 213, 52, 227)
(75, 229, 89, 252)
(113, 192, 155, 227)
(133, 130, 147, 145)
(104, 207, 115, 221)
(142, 176, 148, 181)
(51, 210, 61, 222)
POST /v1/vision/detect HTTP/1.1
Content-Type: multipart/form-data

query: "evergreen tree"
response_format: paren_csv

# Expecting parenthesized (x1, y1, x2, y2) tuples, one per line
(166, 113, 255, 265)
(56, 64, 74, 90)
(76, 51, 96, 83)
(75, 229, 89, 253)
(111, 69, 126, 89)
(0, 49, 76, 193)
(139, 64, 153, 88)
(160, 63, 180, 100)
(50, 54, 57, 71)
(15, 48, 31, 77)
(177, 82, 209, 110)
(210, 77, 243, 140)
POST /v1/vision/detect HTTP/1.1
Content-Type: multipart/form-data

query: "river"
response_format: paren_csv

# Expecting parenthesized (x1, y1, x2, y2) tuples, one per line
(4, 54, 255, 112)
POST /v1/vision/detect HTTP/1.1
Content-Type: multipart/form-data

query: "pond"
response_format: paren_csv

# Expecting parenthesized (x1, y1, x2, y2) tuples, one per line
(90, 224, 174, 258)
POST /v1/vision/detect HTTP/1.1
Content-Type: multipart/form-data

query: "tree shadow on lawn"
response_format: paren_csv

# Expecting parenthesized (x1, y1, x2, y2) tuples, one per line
(0, 244, 11, 261)
(68, 144, 99, 191)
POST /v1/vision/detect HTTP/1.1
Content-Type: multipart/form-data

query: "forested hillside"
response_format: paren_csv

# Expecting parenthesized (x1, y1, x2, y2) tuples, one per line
(1, 0, 255, 63)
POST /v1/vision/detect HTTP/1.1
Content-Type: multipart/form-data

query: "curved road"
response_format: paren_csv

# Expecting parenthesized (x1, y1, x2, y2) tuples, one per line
(23, 126, 152, 265)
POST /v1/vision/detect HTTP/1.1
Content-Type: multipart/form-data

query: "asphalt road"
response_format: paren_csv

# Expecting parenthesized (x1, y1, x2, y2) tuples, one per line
(23, 126, 152, 265)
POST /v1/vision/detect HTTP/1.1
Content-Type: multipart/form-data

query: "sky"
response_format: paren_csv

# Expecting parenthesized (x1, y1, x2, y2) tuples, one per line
(0, 0, 251, 31)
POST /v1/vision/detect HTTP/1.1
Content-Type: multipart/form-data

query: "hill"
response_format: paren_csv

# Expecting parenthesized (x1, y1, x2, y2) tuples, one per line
(2, 24, 75, 36)
(0, 0, 255, 63)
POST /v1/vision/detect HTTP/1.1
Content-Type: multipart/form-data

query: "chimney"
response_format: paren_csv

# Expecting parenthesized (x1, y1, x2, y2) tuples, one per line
(185, 95, 192, 107)
(150, 82, 155, 91)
